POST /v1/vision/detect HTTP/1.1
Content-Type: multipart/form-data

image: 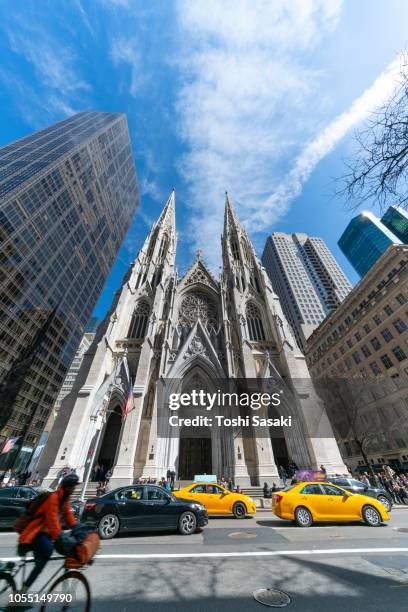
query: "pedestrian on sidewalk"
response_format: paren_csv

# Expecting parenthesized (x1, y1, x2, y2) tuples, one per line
(279, 466, 287, 487)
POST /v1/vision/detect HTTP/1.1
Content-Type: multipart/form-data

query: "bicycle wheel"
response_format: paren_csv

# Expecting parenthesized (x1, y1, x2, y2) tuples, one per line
(40, 570, 91, 612)
(0, 571, 16, 611)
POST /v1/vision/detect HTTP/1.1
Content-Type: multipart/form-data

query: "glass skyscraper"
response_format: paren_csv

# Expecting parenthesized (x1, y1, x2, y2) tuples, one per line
(381, 205, 408, 243)
(262, 232, 352, 351)
(338, 211, 402, 278)
(0, 111, 139, 468)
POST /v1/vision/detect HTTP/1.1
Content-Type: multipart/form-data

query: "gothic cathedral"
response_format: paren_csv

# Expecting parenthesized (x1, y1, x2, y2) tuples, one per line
(40, 192, 346, 487)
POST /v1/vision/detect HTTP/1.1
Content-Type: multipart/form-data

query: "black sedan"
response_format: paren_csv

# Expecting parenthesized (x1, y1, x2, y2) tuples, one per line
(81, 484, 208, 539)
(0, 486, 46, 528)
(328, 477, 393, 512)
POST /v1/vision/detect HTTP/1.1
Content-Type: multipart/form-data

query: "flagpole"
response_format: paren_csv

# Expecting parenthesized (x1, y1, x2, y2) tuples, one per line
(80, 354, 120, 502)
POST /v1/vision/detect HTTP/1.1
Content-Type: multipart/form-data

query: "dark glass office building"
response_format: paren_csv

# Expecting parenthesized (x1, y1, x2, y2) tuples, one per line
(338, 211, 401, 278)
(381, 205, 408, 243)
(0, 112, 139, 468)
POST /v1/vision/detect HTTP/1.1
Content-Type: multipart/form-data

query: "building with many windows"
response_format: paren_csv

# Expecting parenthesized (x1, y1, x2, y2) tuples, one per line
(381, 205, 408, 243)
(0, 112, 139, 468)
(39, 192, 346, 487)
(261, 232, 352, 352)
(53, 317, 99, 417)
(306, 245, 408, 471)
(338, 207, 408, 278)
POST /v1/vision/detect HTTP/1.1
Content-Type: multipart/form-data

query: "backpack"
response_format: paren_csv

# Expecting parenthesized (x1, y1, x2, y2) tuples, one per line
(14, 491, 52, 534)
(65, 533, 100, 568)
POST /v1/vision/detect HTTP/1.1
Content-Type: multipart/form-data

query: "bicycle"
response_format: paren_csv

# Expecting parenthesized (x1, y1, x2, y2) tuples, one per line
(0, 554, 92, 611)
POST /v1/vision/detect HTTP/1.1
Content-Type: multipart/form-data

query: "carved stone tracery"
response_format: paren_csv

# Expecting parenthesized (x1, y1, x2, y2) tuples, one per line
(179, 292, 218, 328)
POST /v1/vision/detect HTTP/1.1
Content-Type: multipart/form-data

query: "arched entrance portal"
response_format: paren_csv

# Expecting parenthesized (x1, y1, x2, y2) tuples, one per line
(97, 405, 122, 471)
(271, 436, 290, 471)
(178, 427, 212, 480)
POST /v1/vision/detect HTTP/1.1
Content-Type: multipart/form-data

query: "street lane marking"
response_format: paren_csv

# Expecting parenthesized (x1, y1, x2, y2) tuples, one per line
(3, 547, 408, 562)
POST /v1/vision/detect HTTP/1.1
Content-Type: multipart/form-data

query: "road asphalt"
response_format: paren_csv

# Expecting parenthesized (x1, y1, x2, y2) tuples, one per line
(1, 508, 408, 611)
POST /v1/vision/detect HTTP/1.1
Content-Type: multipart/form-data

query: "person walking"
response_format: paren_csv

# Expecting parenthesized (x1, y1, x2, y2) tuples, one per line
(279, 466, 288, 487)
(263, 482, 271, 499)
(103, 468, 112, 488)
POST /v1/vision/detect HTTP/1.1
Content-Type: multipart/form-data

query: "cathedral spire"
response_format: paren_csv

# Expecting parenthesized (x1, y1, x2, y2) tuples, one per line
(223, 191, 240, 235)
(156, 189, 176, 231)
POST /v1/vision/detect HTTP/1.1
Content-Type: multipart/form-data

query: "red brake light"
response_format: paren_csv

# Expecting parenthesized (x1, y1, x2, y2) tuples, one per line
(273, 494, 283, 503)
(84, 502, 97, 511)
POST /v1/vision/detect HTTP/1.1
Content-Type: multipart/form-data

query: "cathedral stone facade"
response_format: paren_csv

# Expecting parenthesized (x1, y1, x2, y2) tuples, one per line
(40, 192, 346, 487)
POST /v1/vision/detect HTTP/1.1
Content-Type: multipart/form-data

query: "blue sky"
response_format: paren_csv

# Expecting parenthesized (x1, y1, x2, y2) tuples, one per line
(1, 1, 408, 320)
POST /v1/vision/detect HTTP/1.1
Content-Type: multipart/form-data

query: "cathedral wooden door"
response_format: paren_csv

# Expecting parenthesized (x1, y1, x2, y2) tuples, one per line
(178, 437, 212, 480)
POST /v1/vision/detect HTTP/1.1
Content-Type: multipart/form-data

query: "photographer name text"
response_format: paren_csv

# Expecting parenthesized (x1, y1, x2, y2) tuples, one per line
(168, 415, 292, 428)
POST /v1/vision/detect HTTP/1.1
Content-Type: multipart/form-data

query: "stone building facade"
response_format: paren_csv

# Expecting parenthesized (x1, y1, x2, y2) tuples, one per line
(40, 192, 345, 487)
(306, 245, 408, 471)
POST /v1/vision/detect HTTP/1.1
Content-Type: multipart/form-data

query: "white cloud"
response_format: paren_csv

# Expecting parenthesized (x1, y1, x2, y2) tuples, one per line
(100, 0, 131, 7)
(73, 0, 96, 37)
(248, 56, 403, 232)
(175, 0, 401, 271)
(175, 0, 345, 269)
(110, 37, 141, 97)
(140, 177, 163, 202)
(5, 25, 91, 122)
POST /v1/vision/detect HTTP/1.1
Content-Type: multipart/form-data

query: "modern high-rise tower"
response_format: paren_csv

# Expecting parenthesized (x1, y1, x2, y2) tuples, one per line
(0, 112, 139, 469)
(381, 206, 408, 243)
(262, 233, 352, 352)
(338, 211, 402, 278)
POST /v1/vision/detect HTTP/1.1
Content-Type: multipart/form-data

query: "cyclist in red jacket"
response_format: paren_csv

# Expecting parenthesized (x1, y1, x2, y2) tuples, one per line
(18, 473, 78, 588)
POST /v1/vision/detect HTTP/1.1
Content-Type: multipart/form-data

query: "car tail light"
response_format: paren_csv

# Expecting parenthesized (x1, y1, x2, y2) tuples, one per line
(84, 502, 97, 511)
(273, 494, 283, 503)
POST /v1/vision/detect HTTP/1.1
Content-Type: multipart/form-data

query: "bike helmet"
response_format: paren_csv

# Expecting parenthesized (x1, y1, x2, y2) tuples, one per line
(61, 473, 80, 487)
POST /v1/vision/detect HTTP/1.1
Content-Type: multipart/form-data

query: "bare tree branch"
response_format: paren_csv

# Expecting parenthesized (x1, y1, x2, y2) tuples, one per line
(338, 52, 408, 211)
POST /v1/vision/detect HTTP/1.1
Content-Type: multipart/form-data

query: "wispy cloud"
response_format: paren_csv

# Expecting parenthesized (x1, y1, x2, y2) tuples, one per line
(99, 0, 131, 7)
(110, 37, 141, 97)
(73, 0, 96, 38)
(248, 55, 403, 232)
(3, 22, 91, 124)
(175, 0, 345, 268)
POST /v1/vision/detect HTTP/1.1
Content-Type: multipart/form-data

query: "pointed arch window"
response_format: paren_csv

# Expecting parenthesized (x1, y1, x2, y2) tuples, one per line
(158, 234, 168, 261)
(241, 238, 251, 263)
(246, 302, 265, 341)
(128, 300, 150, 339)
(231, 239, 240, 261)
(147, 228, 159, 258)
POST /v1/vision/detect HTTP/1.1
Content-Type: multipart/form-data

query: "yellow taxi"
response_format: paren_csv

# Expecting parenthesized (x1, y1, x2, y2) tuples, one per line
(173, 483, 257, 518)
(272, 481, 390, 527)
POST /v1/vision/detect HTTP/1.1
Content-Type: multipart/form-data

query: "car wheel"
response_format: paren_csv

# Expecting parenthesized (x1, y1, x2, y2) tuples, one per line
(233, 502, 246, 519)
(362, 505, 382, 526)
(98, 513, 120, 539)
(377, 495, 392, 513)
(294, 506, 313, 527)
(178, 511, 197, 535)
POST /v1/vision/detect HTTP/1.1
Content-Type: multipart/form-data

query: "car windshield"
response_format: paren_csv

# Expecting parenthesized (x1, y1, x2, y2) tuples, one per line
(349, 479, 365, 487)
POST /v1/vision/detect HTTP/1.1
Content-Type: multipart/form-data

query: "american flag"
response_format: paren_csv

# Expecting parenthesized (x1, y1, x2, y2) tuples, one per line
(1, 436, 20, 455)
(123, 357, 133, 419)
(124, 378, 133, 418)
